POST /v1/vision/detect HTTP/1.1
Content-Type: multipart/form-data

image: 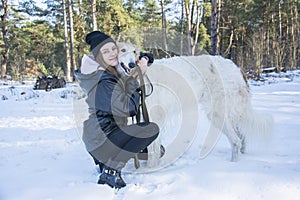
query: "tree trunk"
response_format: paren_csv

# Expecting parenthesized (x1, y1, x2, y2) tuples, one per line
(223, 29, 233, 57)
(67, 0, 77, 76)
(184, 0, 201, 56)
(191, 0, 200, 55)
(0, 0, 9, 80)
(290, 0, 297, 70)
(180, 0, 184, 55)
(211, 0, 220, 55)
(271, 11, 279, 72)
(184, 0, 192, 55)
(278, 0, 283, 71)
(160, 0, 168, 52)
(62, 0, 71, 82)
(92, 0, 97, 31)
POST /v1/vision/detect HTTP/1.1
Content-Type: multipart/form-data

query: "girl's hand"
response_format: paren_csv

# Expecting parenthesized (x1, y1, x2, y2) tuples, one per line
(133, 57, 148, 78)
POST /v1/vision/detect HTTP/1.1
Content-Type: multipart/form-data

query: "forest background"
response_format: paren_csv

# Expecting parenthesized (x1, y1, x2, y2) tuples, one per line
(0, 0, 299, 82)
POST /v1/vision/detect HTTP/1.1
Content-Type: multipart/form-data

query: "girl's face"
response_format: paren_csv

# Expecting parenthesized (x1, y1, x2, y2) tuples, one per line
(99, 42, 119, 67)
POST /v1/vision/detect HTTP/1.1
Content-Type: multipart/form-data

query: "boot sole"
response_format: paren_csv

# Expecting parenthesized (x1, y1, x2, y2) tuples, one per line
(98, 176, 125, 189)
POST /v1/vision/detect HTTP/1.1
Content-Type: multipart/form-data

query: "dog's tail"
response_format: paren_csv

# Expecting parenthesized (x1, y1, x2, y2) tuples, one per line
(240, 108, 274, 140)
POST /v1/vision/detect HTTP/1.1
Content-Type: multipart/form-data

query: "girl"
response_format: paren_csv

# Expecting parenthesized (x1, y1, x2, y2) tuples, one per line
(75, 31, 160, 189)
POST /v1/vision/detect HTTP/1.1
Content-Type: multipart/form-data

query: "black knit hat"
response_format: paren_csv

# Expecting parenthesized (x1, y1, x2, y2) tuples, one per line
(85, 31, 115, 52)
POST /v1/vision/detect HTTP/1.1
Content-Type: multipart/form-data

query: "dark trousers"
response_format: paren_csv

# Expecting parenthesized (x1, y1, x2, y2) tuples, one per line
(90, 122, 159, 170)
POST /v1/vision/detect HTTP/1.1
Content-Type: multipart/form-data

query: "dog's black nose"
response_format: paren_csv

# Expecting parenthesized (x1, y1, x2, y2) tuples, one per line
(128, 62, 136, 68)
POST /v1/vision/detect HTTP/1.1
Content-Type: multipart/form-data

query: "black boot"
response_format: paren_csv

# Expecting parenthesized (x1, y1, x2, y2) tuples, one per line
(98, 166, 126, 189)
(98, 162, 104, 173)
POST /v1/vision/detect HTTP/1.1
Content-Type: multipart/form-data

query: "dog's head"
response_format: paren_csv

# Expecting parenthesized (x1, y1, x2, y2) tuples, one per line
(117, 42, 140, 74)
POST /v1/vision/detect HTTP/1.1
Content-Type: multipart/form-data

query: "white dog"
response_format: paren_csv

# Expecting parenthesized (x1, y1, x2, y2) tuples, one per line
(117, 42, 274, 168)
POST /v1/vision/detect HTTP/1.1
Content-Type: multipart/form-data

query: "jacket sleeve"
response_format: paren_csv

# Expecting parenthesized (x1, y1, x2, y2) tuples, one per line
(95, 75, 141, 117)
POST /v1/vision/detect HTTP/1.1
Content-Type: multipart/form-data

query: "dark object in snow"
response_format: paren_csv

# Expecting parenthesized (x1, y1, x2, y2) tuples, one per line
(34, 75, 66, 91)
(1, 95, 8, 100)
(262, 66, 286, 74)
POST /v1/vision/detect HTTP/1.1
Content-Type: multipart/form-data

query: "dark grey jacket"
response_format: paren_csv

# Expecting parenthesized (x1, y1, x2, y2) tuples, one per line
(75, 55, 141, 152)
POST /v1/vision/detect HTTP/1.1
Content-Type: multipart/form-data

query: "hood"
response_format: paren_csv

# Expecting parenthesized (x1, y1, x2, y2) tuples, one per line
(75, 54, 105, 94)
(80, 54, 104, 74)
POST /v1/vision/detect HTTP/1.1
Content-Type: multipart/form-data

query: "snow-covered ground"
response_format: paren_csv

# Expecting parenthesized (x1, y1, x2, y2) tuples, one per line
(0, 70, 300, 200)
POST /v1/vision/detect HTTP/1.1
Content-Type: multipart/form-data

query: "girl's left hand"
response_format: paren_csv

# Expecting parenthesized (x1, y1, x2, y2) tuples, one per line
(133, 57, 148, 78)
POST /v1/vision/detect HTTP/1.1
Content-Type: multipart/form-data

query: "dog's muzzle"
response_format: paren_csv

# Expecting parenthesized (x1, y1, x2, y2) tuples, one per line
(120, 62, 136, 74)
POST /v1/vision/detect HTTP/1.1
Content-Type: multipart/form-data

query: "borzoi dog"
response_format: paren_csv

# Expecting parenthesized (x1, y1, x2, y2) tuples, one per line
(117, 42, 273, 168)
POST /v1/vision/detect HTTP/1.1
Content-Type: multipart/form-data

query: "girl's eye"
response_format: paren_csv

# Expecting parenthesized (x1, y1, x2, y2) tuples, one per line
(102, 50, 109, 54)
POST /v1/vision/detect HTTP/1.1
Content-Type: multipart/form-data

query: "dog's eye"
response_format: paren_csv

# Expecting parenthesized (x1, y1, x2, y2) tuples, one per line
(121, 49, 126, 52)
(133, 50, 136, 54)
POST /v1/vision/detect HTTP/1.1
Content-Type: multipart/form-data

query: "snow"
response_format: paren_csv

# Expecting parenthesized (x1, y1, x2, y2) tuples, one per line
(1, 70, 300, 200)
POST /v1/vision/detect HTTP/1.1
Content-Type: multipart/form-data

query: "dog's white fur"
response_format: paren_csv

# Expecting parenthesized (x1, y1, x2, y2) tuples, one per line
(117, 42, 139, 70)
(117, 42, 274, 167)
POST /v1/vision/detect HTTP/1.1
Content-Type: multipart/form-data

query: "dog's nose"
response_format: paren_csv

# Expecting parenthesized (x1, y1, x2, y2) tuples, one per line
(128, 62, 136, 68)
